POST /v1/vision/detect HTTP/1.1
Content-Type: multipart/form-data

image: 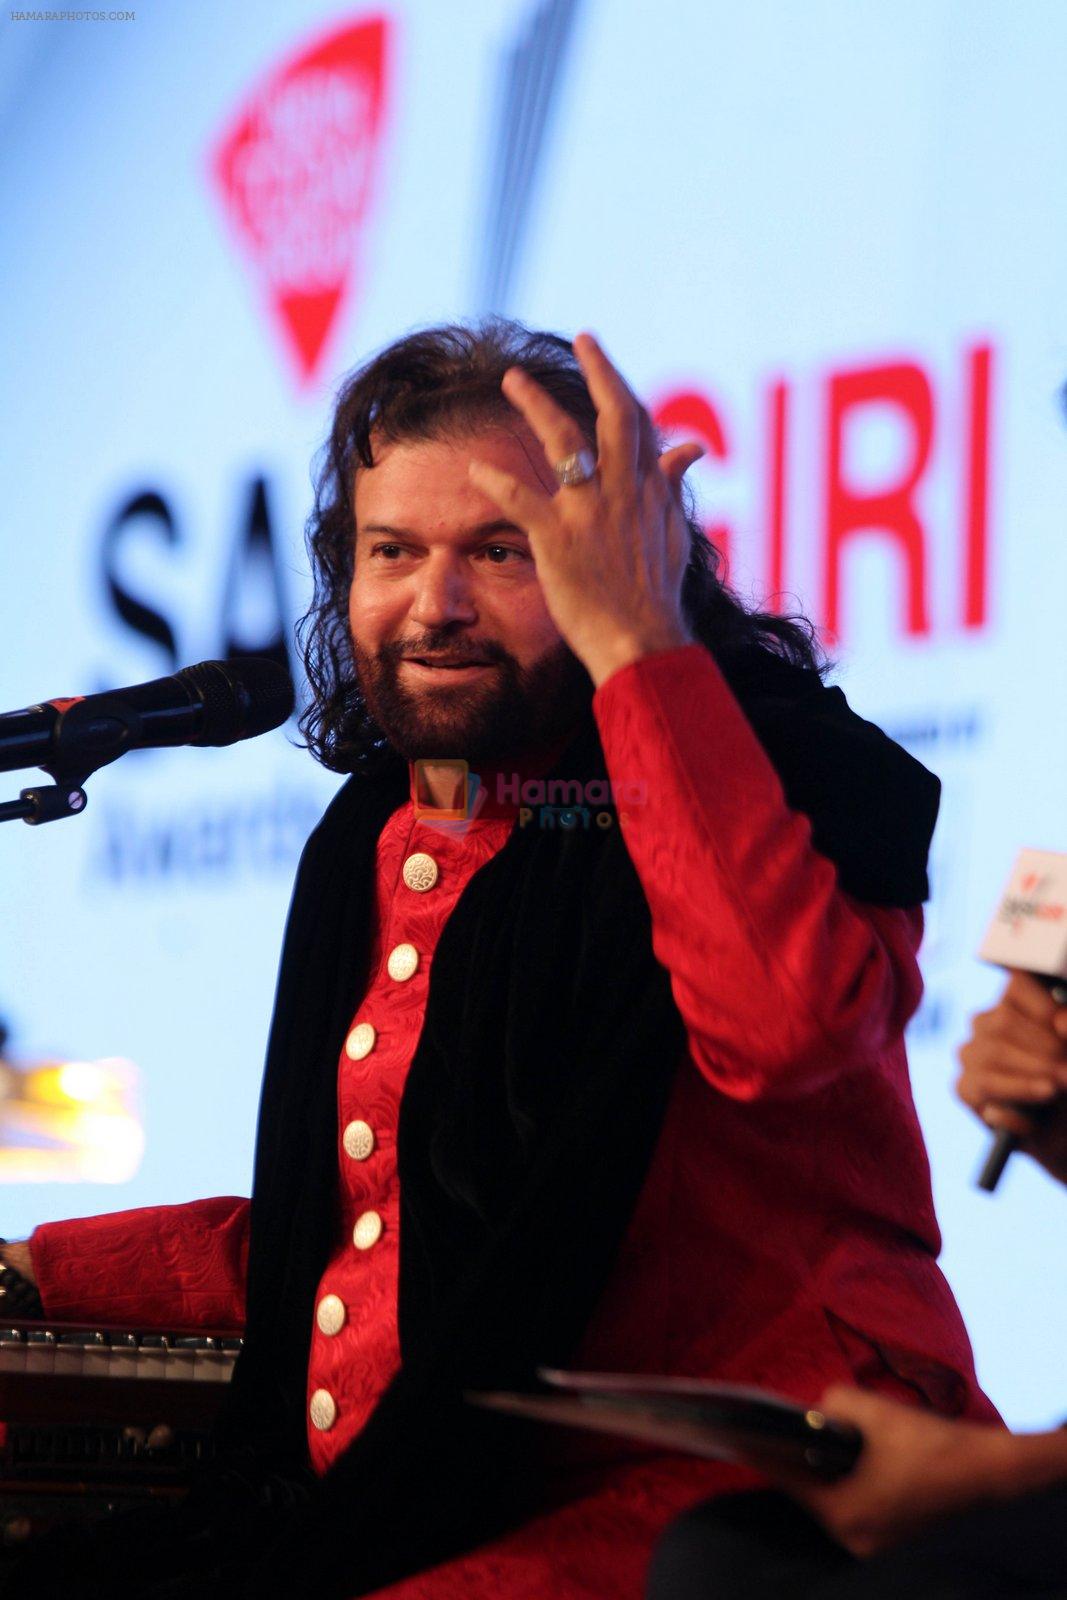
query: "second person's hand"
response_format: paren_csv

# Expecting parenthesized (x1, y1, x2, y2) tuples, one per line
(957, 971, 1067, 1185)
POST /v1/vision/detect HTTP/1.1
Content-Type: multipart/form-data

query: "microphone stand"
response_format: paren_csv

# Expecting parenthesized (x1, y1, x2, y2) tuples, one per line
(0, 777, 89, 826)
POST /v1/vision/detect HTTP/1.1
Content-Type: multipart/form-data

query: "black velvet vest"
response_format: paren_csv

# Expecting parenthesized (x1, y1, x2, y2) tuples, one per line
(215, 647, 939, 1596)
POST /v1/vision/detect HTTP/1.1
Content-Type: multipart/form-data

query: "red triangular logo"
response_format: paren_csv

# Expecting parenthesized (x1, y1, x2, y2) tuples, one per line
(210, 16, 390, 388)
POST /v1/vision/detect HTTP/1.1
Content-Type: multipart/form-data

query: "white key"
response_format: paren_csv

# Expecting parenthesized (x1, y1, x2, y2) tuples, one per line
(0, 1330, 26, 1374)
(136, 1334, 169, 1380)
(165, 1340, 199, 1381)
(53, 1333, 88, 1377)
(82, 1331, 110, 1381)
(109, 1333, 140, 1384)
(23, 1329, 56, 1376)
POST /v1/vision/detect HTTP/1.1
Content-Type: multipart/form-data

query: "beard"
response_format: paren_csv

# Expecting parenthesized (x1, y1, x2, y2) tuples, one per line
(351, 627, 592, 766)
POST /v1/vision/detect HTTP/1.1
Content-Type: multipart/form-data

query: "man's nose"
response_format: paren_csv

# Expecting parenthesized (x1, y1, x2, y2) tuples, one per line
(408, 554, 478, 628)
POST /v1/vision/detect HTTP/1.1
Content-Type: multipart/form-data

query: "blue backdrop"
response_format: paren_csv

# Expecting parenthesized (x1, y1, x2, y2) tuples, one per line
(0, 0, 1064, 1428)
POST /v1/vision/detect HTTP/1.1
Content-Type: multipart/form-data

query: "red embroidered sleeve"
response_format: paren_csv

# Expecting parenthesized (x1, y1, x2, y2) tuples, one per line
(592, 644, 925, 1099)
(29, 1196, 249, 1328)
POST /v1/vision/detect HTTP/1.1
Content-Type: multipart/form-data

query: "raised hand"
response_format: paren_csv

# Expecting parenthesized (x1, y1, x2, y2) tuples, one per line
(467, 331, 704, 687)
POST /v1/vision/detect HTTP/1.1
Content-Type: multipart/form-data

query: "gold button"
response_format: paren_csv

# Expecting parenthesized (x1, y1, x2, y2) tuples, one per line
(309, 1388, 336, 1431)
(342, 1119, 375, 1161)
(316, 1294, 346, 1337)
(387, 943, 419, 982)
(345, 1022, 376, 1061)
(352, 1210, 383, 1250)
(402, 852, 439, 892)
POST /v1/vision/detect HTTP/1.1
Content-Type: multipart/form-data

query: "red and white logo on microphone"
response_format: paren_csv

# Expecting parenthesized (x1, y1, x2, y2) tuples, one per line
(980, 849, 1067, 978)
(210, 15, 391, 389)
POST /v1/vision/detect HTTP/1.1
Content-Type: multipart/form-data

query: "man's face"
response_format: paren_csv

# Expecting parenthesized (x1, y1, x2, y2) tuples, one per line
(349, 424, 591, 764)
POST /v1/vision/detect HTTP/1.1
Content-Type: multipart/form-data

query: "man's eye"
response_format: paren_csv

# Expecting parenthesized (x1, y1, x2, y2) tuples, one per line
(369, 543, 404, 559)
(480, 545, 527, 564)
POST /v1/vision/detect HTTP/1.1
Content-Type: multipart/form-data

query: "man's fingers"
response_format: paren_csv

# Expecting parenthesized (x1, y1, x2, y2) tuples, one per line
(573, 331, 642, 478)
(505, 333, 673, 493)
(659, 442, 706, 498)
(981, 1105, 1038, 1140)
(957, 1035, 1064, 1100)
(814, 1384, 889, 1430)
(467, 459, 553, 534)
(1003, 971, 1065, 1024)
(968, 1002, 1067, 1062)
(500, 368, 593, 487)
(962, 1028, 1067, 1077)
(958, 1064, 1060, 1105)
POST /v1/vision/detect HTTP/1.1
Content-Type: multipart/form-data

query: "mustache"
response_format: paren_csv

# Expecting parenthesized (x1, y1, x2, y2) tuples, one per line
(378, 635, 512, 668)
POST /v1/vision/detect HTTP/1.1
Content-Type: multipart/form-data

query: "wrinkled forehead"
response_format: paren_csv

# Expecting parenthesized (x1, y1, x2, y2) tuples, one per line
(361, 415, 551, 468)
(353, 423, 554, 527)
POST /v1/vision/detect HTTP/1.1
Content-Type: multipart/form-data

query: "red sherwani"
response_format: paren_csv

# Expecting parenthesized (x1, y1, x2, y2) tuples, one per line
(28, 645, 995, 1598)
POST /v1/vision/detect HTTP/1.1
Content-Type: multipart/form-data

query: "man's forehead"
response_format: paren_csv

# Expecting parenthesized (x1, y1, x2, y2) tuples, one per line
(354, 424, 552, 524)
(361, 421, 543, 471)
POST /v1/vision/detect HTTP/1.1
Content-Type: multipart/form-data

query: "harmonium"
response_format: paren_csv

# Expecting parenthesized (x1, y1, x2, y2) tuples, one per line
(0, 1319, 242, 1553)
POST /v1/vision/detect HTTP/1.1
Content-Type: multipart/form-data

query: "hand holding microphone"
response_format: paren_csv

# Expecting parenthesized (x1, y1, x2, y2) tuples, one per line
(958, 971, 1067, 1189)
(964, 850, 1067, 1191)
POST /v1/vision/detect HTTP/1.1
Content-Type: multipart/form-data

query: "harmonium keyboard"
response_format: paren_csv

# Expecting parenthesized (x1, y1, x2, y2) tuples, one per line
(0, 1320, 242, 1551)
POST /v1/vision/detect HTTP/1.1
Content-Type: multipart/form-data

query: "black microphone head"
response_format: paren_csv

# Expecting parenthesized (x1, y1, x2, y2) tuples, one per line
(178, 659, 295, 747)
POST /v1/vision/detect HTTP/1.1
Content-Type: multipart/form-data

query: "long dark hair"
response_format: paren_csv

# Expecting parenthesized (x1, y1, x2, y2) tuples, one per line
(298, 318, 826, 773)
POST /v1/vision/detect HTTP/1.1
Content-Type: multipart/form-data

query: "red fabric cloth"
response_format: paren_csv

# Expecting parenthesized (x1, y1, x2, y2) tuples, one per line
(306, 798, 517, 1471)
(29, 644, 995, 1598)
(30, 1194, 249, 1330)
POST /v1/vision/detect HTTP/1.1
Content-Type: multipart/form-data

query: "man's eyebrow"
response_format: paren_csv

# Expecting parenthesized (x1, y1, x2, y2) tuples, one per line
(358, 519, 530, 541)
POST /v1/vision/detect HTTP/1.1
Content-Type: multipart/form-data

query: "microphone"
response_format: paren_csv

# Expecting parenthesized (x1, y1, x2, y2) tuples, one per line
(975, 849, 1067, 1192)
(0, 659, 295, 780)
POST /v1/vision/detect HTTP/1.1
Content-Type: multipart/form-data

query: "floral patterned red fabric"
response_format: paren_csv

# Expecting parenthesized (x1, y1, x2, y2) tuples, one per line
(28, 644, 996, 1599)
(305, 797, 517, 1470)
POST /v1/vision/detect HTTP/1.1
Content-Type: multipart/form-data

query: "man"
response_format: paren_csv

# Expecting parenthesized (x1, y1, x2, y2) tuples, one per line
(2, 321, 993, 1598)
(647, 974, 1067, 1597)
